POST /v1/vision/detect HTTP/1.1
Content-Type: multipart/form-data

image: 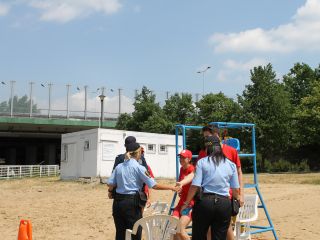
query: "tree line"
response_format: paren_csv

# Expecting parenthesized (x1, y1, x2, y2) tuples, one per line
(116, 62, 320, 173)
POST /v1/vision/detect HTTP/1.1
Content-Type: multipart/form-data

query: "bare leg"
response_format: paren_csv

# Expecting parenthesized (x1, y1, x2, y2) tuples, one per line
(207, 226, 211, 240)
(226, 222, 234, 240)
(178, 215, 192, 240)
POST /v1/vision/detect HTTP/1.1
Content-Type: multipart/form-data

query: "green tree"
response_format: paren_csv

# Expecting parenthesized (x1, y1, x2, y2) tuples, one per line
(238, 64, 292, 169)
(115, 113, 133, 130)
(116, 86, 172, 133)
(196, 92, 241, 124)
(295, 81, 320, 143)
(0, 95, 40, 114)
(283, 63, 316, 105)
(293, 81, 320, 170)
(163, 93, 196, 124)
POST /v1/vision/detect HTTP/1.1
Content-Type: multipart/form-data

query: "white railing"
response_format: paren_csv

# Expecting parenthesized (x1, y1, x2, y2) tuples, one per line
(0, 165, 59, 179)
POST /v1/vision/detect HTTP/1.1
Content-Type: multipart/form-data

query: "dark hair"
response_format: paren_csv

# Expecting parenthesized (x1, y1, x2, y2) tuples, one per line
(202, 125, 220, 136)
(204, 136, 225, 165)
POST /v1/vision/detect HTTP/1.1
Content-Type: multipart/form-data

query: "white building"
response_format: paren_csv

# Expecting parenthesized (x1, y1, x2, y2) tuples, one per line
(60, 128, 182, 179)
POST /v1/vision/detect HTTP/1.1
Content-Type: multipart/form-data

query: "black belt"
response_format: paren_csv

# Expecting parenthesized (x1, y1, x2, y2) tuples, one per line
(114, 193, 137, 200)
(202, 193, 229, 199)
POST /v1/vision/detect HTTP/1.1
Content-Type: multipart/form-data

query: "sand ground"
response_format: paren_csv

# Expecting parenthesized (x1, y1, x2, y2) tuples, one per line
(1, 173, 320, 240)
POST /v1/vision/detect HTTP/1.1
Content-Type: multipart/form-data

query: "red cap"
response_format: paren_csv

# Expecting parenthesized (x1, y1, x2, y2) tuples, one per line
(178, 149, 192, 159)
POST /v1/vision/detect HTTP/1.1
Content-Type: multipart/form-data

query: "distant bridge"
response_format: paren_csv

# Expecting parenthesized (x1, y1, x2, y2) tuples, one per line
(0, 115, 117, 166)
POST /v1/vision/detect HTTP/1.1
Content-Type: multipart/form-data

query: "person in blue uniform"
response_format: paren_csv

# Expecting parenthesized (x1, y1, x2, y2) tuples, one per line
(112, 136, 149, 171)
(181, 136, 240, 240)
(107, 142, 178, 240)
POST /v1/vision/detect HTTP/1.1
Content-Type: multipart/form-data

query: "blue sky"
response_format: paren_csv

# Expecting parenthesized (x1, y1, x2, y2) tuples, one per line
(0, 0, 319, 113)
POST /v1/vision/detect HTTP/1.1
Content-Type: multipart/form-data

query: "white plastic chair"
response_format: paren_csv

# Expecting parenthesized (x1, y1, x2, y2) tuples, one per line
(125, 214, 180, 240)
(234, 194, 259, 240)
(145, 201, 169, 215)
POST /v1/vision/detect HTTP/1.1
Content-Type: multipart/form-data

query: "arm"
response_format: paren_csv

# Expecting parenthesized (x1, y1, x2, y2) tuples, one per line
(180, 185, 199, 212)
(152, 183, 178, 191)
(107, 184, 116, 199)
(231, 187, 240, 200)
(177, 171, 194, 186)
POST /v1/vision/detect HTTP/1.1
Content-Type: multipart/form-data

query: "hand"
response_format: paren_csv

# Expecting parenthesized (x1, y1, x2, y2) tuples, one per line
(146, 199, 151, 208)
(175, 182, 182, 193)
(172, 185, 180, 192)
(239, 194, 244, 207)
(108, 191, 113, 199)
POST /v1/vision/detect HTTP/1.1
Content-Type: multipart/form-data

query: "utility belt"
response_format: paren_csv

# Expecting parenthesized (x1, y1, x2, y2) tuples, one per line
(202, 192, 229, 200)
(114, 193, 136, 201)
(114, 192, 147, 208)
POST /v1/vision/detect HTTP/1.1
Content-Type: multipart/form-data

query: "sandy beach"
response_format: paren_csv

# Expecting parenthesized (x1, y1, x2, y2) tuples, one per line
(1, 173, 320, 240)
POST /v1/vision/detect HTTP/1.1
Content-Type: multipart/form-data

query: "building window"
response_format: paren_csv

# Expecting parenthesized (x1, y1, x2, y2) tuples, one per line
(62, 144, 68, 162)
(159, 144, 168, 154)
(84, 140, 90, 151)
(147, 144, 156, 154)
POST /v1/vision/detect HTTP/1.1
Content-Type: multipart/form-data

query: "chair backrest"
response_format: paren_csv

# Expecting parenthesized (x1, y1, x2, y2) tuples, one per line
(147, 202, 169, 215)
(237, 195, 259, 223)
(131, 215, 180, 240)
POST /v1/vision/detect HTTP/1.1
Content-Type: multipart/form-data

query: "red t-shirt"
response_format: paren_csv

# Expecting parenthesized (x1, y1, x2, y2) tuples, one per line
(177, 164, 195, 206)
(197, 144, 241, 167)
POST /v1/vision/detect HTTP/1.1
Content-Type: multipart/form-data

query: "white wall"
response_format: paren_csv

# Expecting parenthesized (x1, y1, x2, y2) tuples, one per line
(60, 129, 99, 179)
(61, 128, 182, 179)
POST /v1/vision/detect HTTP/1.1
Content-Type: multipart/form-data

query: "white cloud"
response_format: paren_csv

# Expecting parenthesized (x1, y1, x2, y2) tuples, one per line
(27, 0, 122, 23)
(0, 3, 10, 16)
(224, 58, 268, 71)
(47, 91, 134, 118)
(216, 58, 268, 83)
(209, 0, 320, 53)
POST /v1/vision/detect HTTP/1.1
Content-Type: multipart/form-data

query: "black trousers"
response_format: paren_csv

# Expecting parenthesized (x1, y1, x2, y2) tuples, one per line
(112, 197, 142, 240)
(192, 194, 231, 240)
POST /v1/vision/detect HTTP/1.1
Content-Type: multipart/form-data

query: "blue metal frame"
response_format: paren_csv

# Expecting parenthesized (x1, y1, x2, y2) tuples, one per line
(171, 122, 279, 240)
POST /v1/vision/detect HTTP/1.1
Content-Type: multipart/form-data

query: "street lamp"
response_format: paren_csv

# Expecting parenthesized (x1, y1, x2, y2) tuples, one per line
(197, 66, 211, 96)
(99, 94, 106, 128)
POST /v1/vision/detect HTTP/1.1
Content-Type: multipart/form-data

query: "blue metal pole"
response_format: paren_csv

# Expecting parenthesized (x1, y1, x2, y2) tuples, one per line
(256, 185, 279, 240)
(252, 125, 258, 185)
(175, 126, 180, 182)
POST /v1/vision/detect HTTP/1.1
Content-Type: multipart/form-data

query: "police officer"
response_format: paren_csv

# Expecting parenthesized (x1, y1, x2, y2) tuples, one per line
(113, 136, 149, 171)
(107, 142, 178, 240)
(181, 136, 240, 240)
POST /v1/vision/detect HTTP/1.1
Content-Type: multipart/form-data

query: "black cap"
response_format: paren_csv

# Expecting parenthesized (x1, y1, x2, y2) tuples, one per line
(126, 142, 140, 152)
(202, 125, 214, 132)
(204, 135, 220, 147)
(125, 136, 136, 146)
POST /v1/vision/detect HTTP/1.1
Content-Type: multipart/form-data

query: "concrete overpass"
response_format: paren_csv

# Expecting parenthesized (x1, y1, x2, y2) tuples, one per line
(0, 116, 117, 166)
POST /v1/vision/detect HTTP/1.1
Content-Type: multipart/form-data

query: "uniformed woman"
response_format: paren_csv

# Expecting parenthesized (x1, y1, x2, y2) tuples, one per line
(107, 142, 178, 240)
(181, 136, 240, 240)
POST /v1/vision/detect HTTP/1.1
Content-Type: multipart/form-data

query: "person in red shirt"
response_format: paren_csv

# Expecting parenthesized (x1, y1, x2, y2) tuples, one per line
(172, 149, 194, 240)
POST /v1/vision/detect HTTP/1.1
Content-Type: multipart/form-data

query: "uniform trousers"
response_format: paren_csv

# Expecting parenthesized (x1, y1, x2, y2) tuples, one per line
(112, 195, 142, 240)
(192, 194, 231, 240)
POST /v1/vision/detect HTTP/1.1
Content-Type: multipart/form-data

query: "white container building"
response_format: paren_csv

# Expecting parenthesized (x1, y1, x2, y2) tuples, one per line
(60, 128, 182, 179)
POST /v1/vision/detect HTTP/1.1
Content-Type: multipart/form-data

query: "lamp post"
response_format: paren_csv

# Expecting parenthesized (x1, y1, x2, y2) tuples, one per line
(197, 66, 211, 96)
(99, 94, 106, 128)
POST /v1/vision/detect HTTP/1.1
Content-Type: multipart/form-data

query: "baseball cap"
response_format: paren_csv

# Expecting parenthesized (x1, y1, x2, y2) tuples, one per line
(178, 149, 193, 159)
(204, 135, 220, 147)
(125, 136, 136, 146)
(126, 142, 140, 152)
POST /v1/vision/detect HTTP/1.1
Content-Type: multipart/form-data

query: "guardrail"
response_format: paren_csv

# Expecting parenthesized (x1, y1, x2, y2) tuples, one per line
(0, 165, 59, 179)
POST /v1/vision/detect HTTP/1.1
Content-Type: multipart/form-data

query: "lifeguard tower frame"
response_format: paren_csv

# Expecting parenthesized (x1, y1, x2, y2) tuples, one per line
(171, 122, 278, 239)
